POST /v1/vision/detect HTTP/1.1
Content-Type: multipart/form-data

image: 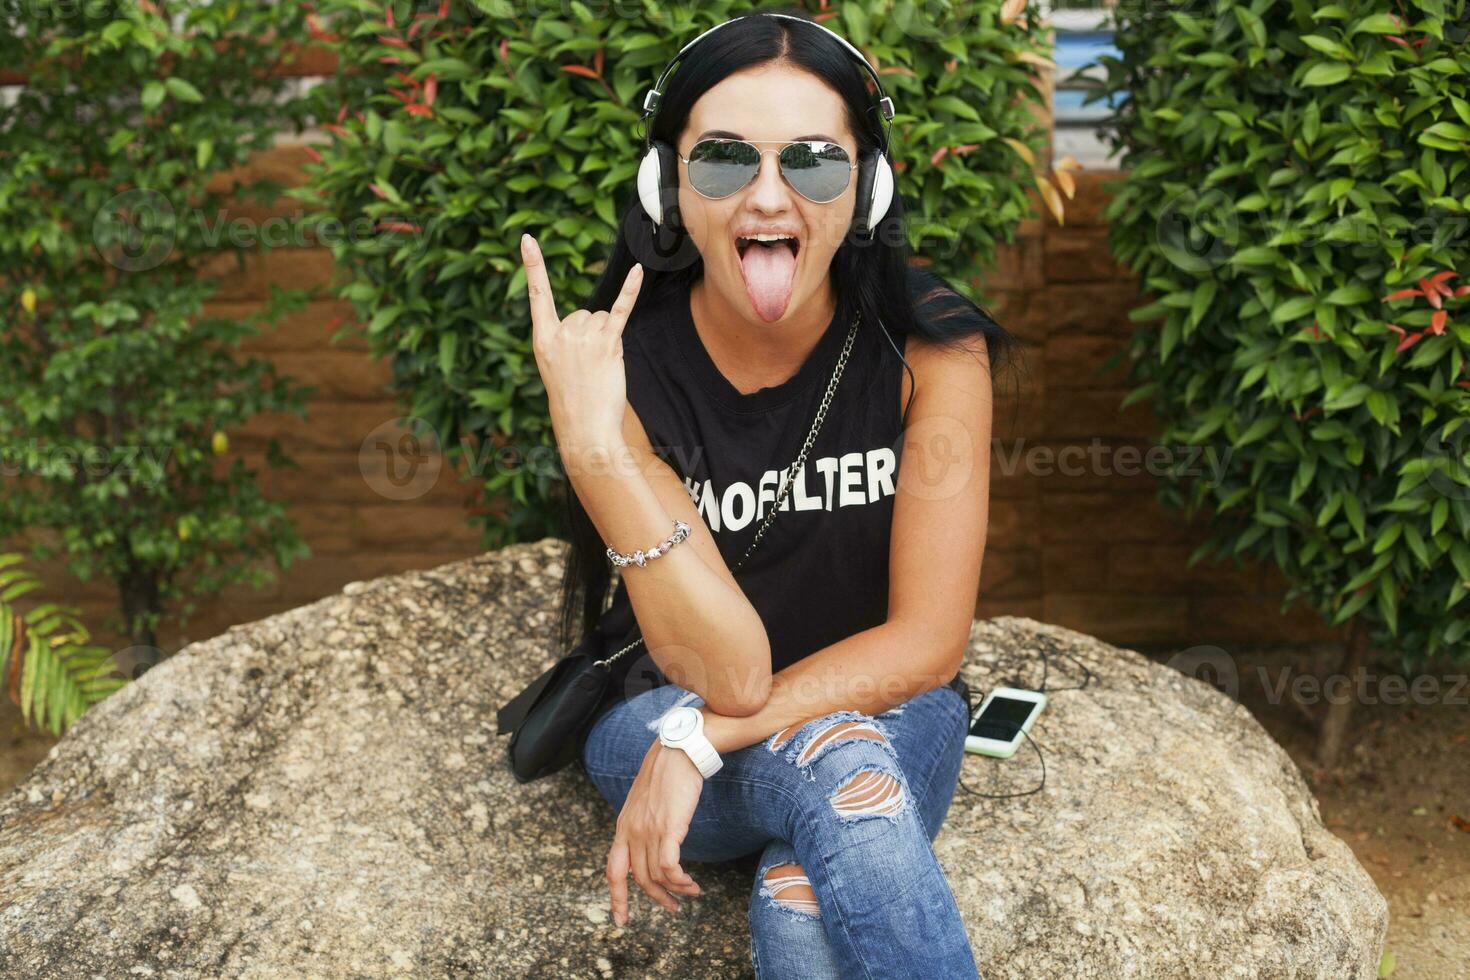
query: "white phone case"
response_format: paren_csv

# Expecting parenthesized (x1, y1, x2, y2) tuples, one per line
(964, 686, 1047, 759)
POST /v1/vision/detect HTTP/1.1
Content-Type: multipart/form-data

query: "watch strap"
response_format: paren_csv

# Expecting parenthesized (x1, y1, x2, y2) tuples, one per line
(681, 735, 722, 778)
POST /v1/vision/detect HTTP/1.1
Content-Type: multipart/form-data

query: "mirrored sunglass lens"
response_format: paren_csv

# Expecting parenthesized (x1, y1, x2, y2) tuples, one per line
(780, 142, 852, 202)
(687, 140, 760, 198)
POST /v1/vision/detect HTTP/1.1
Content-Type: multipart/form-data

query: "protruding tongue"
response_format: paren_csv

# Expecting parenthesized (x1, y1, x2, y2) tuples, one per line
(738, 242, 797, 322)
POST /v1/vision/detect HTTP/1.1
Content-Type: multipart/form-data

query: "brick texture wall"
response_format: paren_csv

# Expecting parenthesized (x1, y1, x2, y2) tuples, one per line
(7, 147, 1337, 659)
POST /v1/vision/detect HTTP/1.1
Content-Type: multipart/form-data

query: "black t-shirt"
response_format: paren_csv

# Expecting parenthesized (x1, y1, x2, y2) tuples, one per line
(576, 275, 910, 752)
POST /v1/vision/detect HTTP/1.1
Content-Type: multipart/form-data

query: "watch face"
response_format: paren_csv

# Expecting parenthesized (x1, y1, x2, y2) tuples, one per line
(662, 706, 698, 741)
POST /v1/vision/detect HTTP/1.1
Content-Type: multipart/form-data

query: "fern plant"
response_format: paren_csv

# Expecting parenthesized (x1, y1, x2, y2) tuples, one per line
(0, 553, 128, 737)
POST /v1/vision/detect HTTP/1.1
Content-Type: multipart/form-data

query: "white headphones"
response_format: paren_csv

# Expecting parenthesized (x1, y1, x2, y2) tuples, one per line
(635, 12, 897, 240)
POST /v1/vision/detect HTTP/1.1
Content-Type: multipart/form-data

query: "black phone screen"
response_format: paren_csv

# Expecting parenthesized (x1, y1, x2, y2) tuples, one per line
(969, 695, 1038, 741)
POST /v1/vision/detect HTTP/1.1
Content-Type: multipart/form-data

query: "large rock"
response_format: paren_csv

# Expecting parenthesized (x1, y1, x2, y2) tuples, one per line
(0, 539, 1387, 977)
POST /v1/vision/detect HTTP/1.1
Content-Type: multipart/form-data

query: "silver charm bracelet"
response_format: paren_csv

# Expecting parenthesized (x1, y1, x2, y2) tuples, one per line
(606, 519, 692, 568)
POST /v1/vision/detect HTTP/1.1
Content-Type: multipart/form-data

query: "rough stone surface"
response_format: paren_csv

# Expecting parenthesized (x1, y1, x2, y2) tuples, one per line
(0, 539, 1387, 977)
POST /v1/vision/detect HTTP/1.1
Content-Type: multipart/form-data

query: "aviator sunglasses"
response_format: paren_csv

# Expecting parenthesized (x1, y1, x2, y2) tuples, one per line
(678, 137, 858, 204)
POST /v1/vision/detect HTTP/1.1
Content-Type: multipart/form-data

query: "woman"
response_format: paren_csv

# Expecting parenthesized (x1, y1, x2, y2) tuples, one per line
(521, 10, 1017, 978)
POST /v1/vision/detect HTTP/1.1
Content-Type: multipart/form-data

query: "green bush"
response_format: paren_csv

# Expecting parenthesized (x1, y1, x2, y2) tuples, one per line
(298, 0, 1050, 547)
(1095, 2, 1470, 667)
(0, 1, 317, 650)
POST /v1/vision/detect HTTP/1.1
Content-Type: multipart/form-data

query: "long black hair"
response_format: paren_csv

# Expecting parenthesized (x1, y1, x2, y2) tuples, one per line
(553, 8, 1023, 656)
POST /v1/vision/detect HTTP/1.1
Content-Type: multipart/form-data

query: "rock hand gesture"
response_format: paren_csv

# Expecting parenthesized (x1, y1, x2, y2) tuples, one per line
(520, 233, 644, 452)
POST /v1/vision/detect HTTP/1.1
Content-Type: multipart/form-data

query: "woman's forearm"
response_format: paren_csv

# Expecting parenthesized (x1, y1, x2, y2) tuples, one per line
(560, 431, 772, 715)
(695, 620, 962, 754)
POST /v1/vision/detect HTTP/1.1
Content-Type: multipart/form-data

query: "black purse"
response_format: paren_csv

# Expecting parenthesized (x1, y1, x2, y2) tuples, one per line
(496, 314, 861, 783)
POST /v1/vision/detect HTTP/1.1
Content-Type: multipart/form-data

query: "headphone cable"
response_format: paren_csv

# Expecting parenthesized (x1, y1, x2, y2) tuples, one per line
(954, 635, 1093, 799)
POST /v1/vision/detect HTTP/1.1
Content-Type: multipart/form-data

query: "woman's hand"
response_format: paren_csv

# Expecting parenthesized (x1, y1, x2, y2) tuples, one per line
(606, 739, 705, 926)
(520, 233, 643, 451)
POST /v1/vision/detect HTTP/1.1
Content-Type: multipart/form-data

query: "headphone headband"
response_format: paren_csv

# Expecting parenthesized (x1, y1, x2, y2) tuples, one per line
(640, 13, 896, 153)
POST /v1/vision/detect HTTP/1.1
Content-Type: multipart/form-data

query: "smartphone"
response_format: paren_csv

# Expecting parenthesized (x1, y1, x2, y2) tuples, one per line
(965, 686, 1047, 758)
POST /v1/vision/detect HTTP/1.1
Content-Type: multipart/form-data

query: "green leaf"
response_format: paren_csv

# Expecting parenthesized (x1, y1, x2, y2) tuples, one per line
(1272, 295, 1317, 323)
(141, 81, 166, 112)
(930, 96, 980, 122)
(1324, 283, 1373, 305)
(1351, 13, 1402, 34)
(1302, 62, 1351, 86)
(439, 333, 457, 379)
(164, 78, 204, 103)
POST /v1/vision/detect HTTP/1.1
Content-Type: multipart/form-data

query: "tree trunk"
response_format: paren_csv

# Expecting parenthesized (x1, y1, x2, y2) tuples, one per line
(118, 568, 161, 658)
(1314, 619, 1371, 771)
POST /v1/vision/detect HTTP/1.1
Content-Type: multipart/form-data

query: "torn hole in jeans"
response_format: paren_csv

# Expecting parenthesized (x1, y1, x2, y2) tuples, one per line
(828, 763, 908, 823)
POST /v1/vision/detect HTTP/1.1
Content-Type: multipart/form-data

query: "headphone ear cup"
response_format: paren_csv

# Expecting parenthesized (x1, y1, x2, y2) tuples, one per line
(656, 141, 685, 233)
(636, 143, 667, 226)
(867, 154, 894, 230)
(850, 147, 879, 237)
(636, 141, 682, 231)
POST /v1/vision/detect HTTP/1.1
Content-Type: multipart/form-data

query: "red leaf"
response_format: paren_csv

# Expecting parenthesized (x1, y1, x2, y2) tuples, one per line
(336, 103, 349, 124)
(560, 65, 601, 80)
(1385, 322, 1406, 337)
(1386, 35, 1409, 48)
(1454, 815, 1470, 832)
(378, 35, 408, 48)
(1383, 287, 1422, 302)
(1395, 330, 1424, 354)
(814, 10, 839, 21)
(1430, 310, 1448, 335)
(303, 146, 323, 164)
(424, 74, 437, 107)
(438, 1, 449, 17)
(931, 146, 950, 167)
(1427, 271, 1459, 289)
(376, 221, 422, 233)
(385, 5, 395, 29)
(1419, 277, 1443, 308)
(393, 71, 418, 88)
(1455, 285, 1470, 297)
(369, 183, 389, 200)
(404, 103, 434, 118)
(499, 39, 509, 62)
(594, 47, 604, 77)
(379, 56, 403, 65)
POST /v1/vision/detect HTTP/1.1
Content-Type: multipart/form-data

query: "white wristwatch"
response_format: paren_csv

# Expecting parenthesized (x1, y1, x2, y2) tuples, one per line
(657, 705, 723, 778)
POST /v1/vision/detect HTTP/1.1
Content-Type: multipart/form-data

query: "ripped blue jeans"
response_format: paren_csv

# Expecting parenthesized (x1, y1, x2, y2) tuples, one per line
(580, 678, 980, 979)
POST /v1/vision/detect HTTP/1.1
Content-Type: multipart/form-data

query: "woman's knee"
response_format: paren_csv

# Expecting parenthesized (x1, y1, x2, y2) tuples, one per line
(760, 709, 913, 825)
